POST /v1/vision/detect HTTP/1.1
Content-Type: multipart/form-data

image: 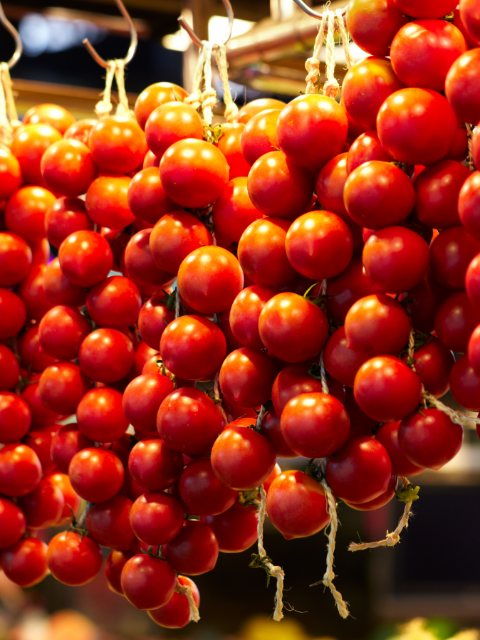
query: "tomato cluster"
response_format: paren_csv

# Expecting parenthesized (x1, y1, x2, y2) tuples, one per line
(1, 0, 480, 623)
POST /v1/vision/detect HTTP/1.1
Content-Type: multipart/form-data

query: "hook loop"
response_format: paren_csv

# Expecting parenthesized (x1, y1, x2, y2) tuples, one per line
(0, 2, 22, 69)
(83, 0, 137, 69)
(178, 0, 234, 48)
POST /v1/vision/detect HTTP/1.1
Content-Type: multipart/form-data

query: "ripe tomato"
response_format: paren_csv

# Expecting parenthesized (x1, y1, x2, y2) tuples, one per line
(0, 148, 22, 200)
(446, 49, 480, 124)
(85, 175, 135, 229)
(0, 498, 26, 549)
(64, 118, 97, 145)
(377, 88, 457, 165)
(323, 327, 370, 387)
(459, 172, 480, 241)
(376, 422, 425, 477)
(434, 291, 480, 353)
(11, 123, 62, 185)
(163, 520, 219, 575)
(344, 476, 397, 511)
(219, 347, 279, 407)
(267, 470, 330, 539)
(76, 387, 128, 442)
(200, 501, 258, 553)
(212, 177, 263, 244)
(130, 492, 184, 546)
(277, 95, 348, 168)
(315, 153, 349, 221)
(5, 186, 55, 244)
(406, 337, 455, 398)
(241, 108, 280, 166)
(0, 392, 31, 443)
(88, 115, 147, 174)
(247, 150, 314, 218)
(17, 477, 64, 529)
(0, 346, 21, 389)
(134, 81, 188, 130)
(47, 531, 102, 586)
(180, 458, 238, 516)
(69, 447, 124, 503)
(51, 424, 93, 474)
(393, 0, 458, 18)
(160, 139, 229, 209)
(0, 233, 31, 287)
(21, 374, 63, 426)
(281, 392, 350, 458)
(39, 305, 90, 360)
(128, 439, 183, 491)
(148, 576, 200, 629)
(44, 197, 94, 249)
(354, 356, 423, 422)
(127, 167, 176, 224)
(43, 258, 87, 307)
(104, 549, 132, 595)
(346, 0, 408, 57)
(85, 494, 134, 550)
(459, 0, 480, 44)
(236, 98, 285, 124)
(258, 409, 296, 457)
(271, 363, 325, 416)
(0, 444, 42, 497)
(346, 131, 393, 175)
(259, 292, 328, 363)
(123, 374, 174, 432)
(45, 471, 81, 525)
(229, 285, 277, 349)
(38, 362, 92, 416)
(41, 139, 97, 197)
(345, 294, 411, 356)
(431, 226, 480, 291)
(157, 388, 224, 455)
(138, 293, 175, 349)
(449, 353, 480, 410)
(468, 325, 480, 376)
(325, 259, 376, 322)
(17, 263, 54, 321)
(79, 328, 134, 383)
(121, 553, 177, 610)
(1, 538, 48, 587)
(124, 229, 172, 287)
(145, 102, 203, 159)
(326, 436, 392, 504)
(86, 276, 141, 328)
(59, 230, 113, 288)
(216, 122, 250, 178)
(23, 103, 75, 133)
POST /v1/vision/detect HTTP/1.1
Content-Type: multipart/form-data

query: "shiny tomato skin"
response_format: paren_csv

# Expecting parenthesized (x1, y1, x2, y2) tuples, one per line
(76, 387, 128, 442)
(5, 186, 55, 244)
(344, 477, 397, 511)
(1, 538, 49, 587)
(128, 439, 183, 491)
(238, 217, 298, 287)
(51, 424, 93, 474)
(376, 422, 425, 476)
(21, 374, 63, 426)
(121, 554, 177, 610)
(241, 109, 280, 166)
(23, 103, 75, 133)
(394, 0, 457, 17)
(145, 102, 203, 159)
(0, 148, 22, 200)
(446, 49, 480, 124)
(160, 315, 226, 381)
(281, 392, 350, 458)
(266, 470, 330, 539)
(38, 362, 92, 416)
(354, 356, 423, 422)
(88, 115, 147, 174)
(0, 232, 32, 287)
(323, 326, 370, 387)
(406, 337, 455, 399)
(459, 0, 480, 44)
(138, 294, 175, 350)
(326, 259, 377, 322)
(85, 175, 135, 230)
(104, 549, 132, 595)
(134, 82, 188, 130)
(277, 95, 348, 169)
(271, 363, 325, 416)
(431, 226, 480, 291)
(0, 347, 21, 390)
(59, 230, 113, 288)
(180, 458, 238, 516)
(259, 292, 328, 363)
(0, 392, 31, 443)
(0, 498, 26, 549)
(200, 501, 258, 553)
(434, 292, 480, 353)
(85, 494, 134, 550)
(11, 123, 62, 186)
(86, 276, 142, 329)
(130, 492, 184, 547)
(68, 447, 124, 503)
(47, 531, 103, 586)
(326, 436, 392, 504)
(459, 172, 480, 241)
(237, 98, 286, 124)
(212, 177, 263, 244)
(449, 353, 480, 410)
(219, 347, 279, 408)
(45, 197, 93, 249)
(39, 305, 91, 361)
(157, 388, 225, 456)
(43, 258, 87, 307)
(211, 425, 277, 491)
(123, 374, 174, 432)
(315, 153, 349, 221)
(64, 118, 97, 145)
(346, 130, 393, 175)
(17, 263, 54, 321)
(160, 138, 229, 209)
(216, 122, 250, 178)
(17, 477, 64, 529)
(164, 520, 219, 576)
(124, 229, 173, 287)
(127, 167, 176, 224)
(258, 409, 296, 457)
(346, 0, 408, 57)
(0, 444, 42, 498)
(41, 139, 97, 197)
(345, 294, 411, 356)
(148, 576, 200, 629)
(45, 472, 81, 525)
(229, 285, 277, 349)
(248, 150, 315, 220)
(79, 328, 135, 383)
(467, 254, 480, 310)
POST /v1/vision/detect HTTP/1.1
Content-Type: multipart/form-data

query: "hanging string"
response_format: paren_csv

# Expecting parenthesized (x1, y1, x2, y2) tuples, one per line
(114, 60, 131, 115)
(175, 580, 200, 622)
(213, 371, 228, 424)
(335, 9, 355, 70)
(465, 123, 475, 172)
(94, 59, 132, 119)
(323, 12, 339, 99)
(185, 42, 216, 126)
(214, 44, 238, 123)
(0, 62, 19, 146)
(318, 279, 329, 394)
(305, 12, 327, 95)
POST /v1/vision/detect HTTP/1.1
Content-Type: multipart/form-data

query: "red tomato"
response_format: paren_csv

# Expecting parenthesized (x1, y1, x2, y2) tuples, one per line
(323, 327, 370, 387)
(0, 148, 22, 200)
(45, 197, 93, 249)
(259, 292, 328, 363)
(241, 109, 280, 166)
(344, 388, 376, 440)
(76, 387, 128, 442)
(281, 392, 350, 458)
(23, 103, 75, 133)
(138, 292, 175, 349)
(346, 0, 408, 57)
(326, 436, 392, 504)
(43, 258, 87, 307)
(434, 291, 480, 353)
(212, 177, 263, 244)
(467, 254, 480, 310)
(64, 118, 97, 145)
(21, 374, 63, 426)
(229, 285, 277, 349)
(69, 447, 124, 503)
(315, 153, 349, 221)
(238, 217, 298, 287)
(121, 553, 177, 610)
(459, 0, 480, 44)
(130, 492, 184, 547)
(236, 98, 286, 124)
(405, 337, 455, 398)
(325, 259, 376, 322)
(128, 439, 183, 491)
(0, 346, 21, 389)
(127, 167, 176, 224)
(134, 82, 188, 130)
(51, 424, 93, 474)
(446, 49, 480, 124)
(215, 122, 249, 178)
(145, 102, 203, 159)
(271, 363, 325, 416)
(160, 315, 226, 381)
(124, 229, 172, 287)
(39, 362, 92, 416)
(346, 130, 393, 175)
(0, 233, 31, 287)
(5, 185, 55, 244)
(17, 477, 64, 529)
(179, 458, 238, 516)
(85, 494, 134, 550)
(11, 123, 62, 185)
(431, 226, 480, 291)
(164, 519, 219, 575)
(41, 139, 97, 197)
(0, 498, 26, 549)
(345, 294, 411, 356)
(59, 230, 113, 288)
(0, 444, 42, 497)
(377, 88, 457, 165)
(258, 409, 296, 457)
(123, 374, 174, 432)
(0, 288, 27, 341)
(393, 0, 457, 18)
(468, 324, 480, 376)
(354, 356, 423, 422)
(247, 151, 315, 218)
(22, 424, 59, 475)
(277, 95, 348, 169)
(86, 276, 141, 328)
(160, 139, 229, 209)
(219, 347, 279, 407)
(88, 115, 147, 174)
(376, 422, 425, 477)
(344, 477, 397, 511)
(200, 501, 258, 553)
(1, 538, 48, 587)
(459, 172, 480, 241)
(404, 274, 450, 334)
(449, 353, 480, 410)
(17, 263, 54, 321)
(39, 305, 90, 361)
(104, 549, 132, 595)
(47, 531, 102, 586)
(85, 175, 135, 229)
(148, 576, 200, 629)
(157, 388, 225, 455)
(45, 471, 81, 525)
(267, 470, 330, 539)
(79, 328, 134, 383)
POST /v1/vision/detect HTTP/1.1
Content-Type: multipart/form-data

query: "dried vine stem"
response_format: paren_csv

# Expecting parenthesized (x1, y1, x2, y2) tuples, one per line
(318, 279, 329, 394)
(175, 580, 200, 622)
(213, 371, 228, 424)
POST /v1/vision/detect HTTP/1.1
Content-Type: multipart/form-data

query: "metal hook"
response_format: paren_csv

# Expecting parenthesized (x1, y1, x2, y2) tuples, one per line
(83, 0, 137, 69)
(292, 0, 347, 21)
(178, 0, 234, 48)
(0, 2, 22, 69)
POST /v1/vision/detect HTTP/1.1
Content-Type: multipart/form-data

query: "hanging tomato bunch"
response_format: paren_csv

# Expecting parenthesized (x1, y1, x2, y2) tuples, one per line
(1, 0, 480, 628)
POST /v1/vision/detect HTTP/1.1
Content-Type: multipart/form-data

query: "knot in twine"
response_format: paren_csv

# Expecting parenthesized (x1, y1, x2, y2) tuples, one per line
(0, 62, 19, 147)
(305, 13, 327, 95)
(213, 44, 238, 123)
(95, 59, 131, 119)
(175, 580, 200, 622)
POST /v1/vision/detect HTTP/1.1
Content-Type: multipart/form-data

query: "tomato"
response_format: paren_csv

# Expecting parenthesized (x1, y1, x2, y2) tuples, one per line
(229, 285, 277, 349)
(259, 293, 328, 363)
(76, 387, 128, 442)
(59, 230, 113, 288)
(315, 153, 349, 221)
(51, 424, 93, 473)
(84, 494, 134, 550)
(267, 470, 330, 539)
(323, 327, 369, 387)
(123, 229, 171, 287)
(271, 364, 324, 416)
(432, 226, 480, 292)
(148, 576, 200, 629)
(45, 471, 81, 525)
(160, 138, 229, 209)
(377, 88, 457, 165)
(21, 374, 63, 426)
(43, 258, 87, 307)
(0, 443, 42, 497)
(17, 263, 53, 321)
(236, 98, 286, 124)
(459, 0, 480, 44)
(247, 150, 315, 218)
(122, 374, 173, 432)
(164, 519, 219, 575)
(449, 353, 480, 410)
(345, 294, 411, 356)
(0, 498, 26, 549)
(446, 49, 480, 124)
(238, 217, 298, 287)
(257, 409, 296, 457)
(434, 292, 480, 353)
(212, 178, 263, 244)
(376, 422, 424, 476)
(38, 362, 92, 416)
(157, 388, 224, 455)
(134, 82, 188, 130)
(47, 531, 102, 586)
(1, 538, 48, 587)
(276, 95, 347, 169)
(404, 274, 449, 334)
(200, 501, 258, 553)
(79, 328, 135, 383)
(393, 0, 458, 18)
(281, 392, 349, 458)
(179, 458, 238, 516)
(211, 424, 276, 491)
(11, 123, 62, 185)
(87, 276, 141, 329)
(467, 254, 480, 311)
(354, 356, 423, 422)
(85, 175, 134, 229)
(104, 549, 132, 595)
(130, 492, 185, 546)
(41, 139, 97, 197)
(459, 172, 480, 242)
(23, 103, 75, 133)
(219, 348, 278, 408)
(363, 226, 430, 293)
(122, 553, 177, 610)
(17, 477, 64, 529)
(88, 115, 147, 174)
(38, 305, 90, 361)
(406, 337, 455, 398)
(128, 439, 183, 491)
(240, 109, 280, 166)
(343, 57, 404, 130)
(346, 0, 408, 57)
(326, 436, 392, 504)
(391, 20, 466, 92)
(64, 118, 97, 145)
(286, 211, 353, 280)
(145, 102, 203, 159)
(0, 148, 21, 200)
(5, 185, 55, 244)
(138, 293, 174, 350)
(69, 447, 124, 503)
(344, 161, 415, 229)
(0, 392, 31, 443)
(44, 197, 93, 249)
(325, 259, 375, 323)
(345, 476, 397, 511)
(468, 325, 480, 376)
(149, 212, 211, 276)
(160, 315, 226, 381)
(0, 346, 21, 390)
(22, 424, 59, 475)
(0, 233, 30, 287)
(344, 389, 376, 440)
(216, 122, 250, 178)
(127, 167, 175, 224)
(346, 131, 393, 175)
